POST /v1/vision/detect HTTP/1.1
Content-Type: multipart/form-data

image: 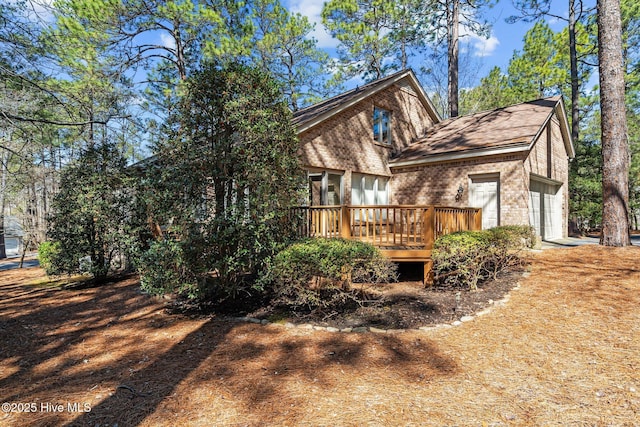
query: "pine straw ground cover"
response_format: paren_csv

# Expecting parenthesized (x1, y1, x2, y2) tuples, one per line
(0, 245, 639, 426)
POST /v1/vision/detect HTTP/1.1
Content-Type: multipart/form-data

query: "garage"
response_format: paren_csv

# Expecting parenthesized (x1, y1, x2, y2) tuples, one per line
(529, 177, 563, 240)
(469, 174, 499, 229)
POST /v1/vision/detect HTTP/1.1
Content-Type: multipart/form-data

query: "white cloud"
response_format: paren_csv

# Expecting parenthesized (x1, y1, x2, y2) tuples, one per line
(469, 34, 500, 57)
(460, 26, 500, 58)
(285, 0, 340, 49)
(160, 33, 177, 51)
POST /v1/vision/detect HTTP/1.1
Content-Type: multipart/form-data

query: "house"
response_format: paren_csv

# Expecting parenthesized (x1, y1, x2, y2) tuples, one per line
(293, 69, 575, 242)
(2, 216, 24, 258)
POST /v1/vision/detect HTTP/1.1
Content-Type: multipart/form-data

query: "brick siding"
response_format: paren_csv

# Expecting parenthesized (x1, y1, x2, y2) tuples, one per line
(297, 82, 435, 204)
(297, 81, 570, 237)
(390, 154, 530, 226)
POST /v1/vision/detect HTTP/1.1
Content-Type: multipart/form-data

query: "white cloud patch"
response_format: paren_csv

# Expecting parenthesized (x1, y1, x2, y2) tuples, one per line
(160, 32, 177, 51)
(285, 0, 340, 48)
(460, 26, 500, 58)
(8, 0, 56, 24)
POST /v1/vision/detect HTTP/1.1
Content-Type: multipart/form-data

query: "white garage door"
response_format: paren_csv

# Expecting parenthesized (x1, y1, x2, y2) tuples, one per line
(529, 179, 562, 240)
(469, 175, 499, 229)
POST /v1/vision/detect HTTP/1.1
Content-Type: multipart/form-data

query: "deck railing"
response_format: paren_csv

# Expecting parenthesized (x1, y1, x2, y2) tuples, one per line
(289, 205, 482, 249)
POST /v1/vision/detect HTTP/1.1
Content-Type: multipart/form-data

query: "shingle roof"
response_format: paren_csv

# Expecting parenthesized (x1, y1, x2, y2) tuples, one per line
(390, 96, 566, 165)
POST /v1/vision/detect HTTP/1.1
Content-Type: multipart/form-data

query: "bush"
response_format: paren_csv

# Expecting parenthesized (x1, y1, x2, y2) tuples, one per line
(145, 61, 304, 299)
(260, 238, 398, 310)
(38, 241, 62, 276)
(432, 225, 534, 290)
(45, 143, 148, 282)
(138, 239, 200, 299)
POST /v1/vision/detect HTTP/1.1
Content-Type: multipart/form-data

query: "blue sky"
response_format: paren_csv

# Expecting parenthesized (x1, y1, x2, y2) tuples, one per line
(283, 0, 595, 89)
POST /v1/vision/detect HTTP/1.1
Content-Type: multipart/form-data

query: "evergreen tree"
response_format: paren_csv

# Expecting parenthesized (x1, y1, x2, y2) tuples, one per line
(46, 143, 145, 281)
(322, 0, 432, 81)
(141, 62, 304, 298)
(507, 22, 565, 100)
(251, 0, 335, 110)
(429, 0, 495, 117)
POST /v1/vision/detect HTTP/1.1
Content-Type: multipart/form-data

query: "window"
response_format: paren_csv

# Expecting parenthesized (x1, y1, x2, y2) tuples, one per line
(308, 171, 343, 205)
(351, 174, 389, 205)
(373, 106, 391, 144)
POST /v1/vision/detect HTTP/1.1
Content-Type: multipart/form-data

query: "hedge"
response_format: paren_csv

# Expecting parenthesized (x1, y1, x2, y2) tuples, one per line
(259, 238, 398, 309)
(432, 225, 535, 290)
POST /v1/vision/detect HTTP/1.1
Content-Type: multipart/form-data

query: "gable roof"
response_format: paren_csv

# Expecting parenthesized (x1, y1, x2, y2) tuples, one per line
(292, 69, 441, 134)
(389, 96, 575, 167)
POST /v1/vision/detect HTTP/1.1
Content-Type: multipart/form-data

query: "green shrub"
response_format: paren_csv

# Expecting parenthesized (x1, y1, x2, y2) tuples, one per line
(144, 61, 304, 299)
(38, 241, 62, 276)
(260, 238, 398, 309)
(45, 143, 148, 281)
(432, 225, 534, 290)
(138, 239, 200, 299)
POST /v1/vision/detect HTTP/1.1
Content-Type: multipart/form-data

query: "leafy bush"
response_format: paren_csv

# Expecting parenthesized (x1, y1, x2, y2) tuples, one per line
(432, 225, 534, 290)
(138, 239, 200, 299)
(45, 143, 148, 282)
(144, 61, 304, 299)
(38, 241, 62, 276)
(260, 238, 398, 309)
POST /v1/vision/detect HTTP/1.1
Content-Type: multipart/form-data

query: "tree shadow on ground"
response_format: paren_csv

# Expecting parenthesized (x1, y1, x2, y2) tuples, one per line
(0, 269, 459, 426)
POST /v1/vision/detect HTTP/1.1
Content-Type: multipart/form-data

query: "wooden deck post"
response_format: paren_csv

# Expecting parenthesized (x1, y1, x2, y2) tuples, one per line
(422, 206, 435, 249)
(340, 205, 351, 238)
(422, 206, 436, 287)
(473, 208, 483, 231)
(423, 259, 434, 286)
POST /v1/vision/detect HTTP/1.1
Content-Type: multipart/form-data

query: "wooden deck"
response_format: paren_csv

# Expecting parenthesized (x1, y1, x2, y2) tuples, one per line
(289, 205, 482, 284)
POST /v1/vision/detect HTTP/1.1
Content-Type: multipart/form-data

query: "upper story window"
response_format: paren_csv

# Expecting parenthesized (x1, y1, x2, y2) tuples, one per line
(373, 106, 391, 144)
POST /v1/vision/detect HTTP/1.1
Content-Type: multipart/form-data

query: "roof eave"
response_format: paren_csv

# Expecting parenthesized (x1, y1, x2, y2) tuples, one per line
(295, 70, 441, 135)
(389, 144, 530, 168)
(556, 97, 576, 158)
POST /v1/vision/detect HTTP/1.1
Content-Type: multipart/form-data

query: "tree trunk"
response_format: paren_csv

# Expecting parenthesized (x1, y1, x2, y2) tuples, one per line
(569, 0, 580, 143)
(598, 0, 631, 246)
(447, 0, 460, 118)
(0, 150, 7, 259)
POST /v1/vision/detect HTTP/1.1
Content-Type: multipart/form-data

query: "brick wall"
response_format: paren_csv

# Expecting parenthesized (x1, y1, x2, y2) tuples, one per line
(297, 82, 571, 237)
(390, 154, 530, 225)
(524, 117, 570, 237)
(297, 82, 435, 204)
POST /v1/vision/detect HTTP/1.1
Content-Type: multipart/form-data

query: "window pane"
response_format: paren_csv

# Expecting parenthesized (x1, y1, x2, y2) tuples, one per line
(351, 174, 363, 205)
(381, 111, 389, 143)
(373, 107, 391, 144)
(327, 173, 342, 205)
(364, 176, 375, 205)
(309, 175, 322, 206)
(377, 178, 388, 204)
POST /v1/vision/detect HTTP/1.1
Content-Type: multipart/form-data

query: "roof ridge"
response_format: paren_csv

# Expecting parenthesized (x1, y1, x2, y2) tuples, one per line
(449, 95, 561, 120)
(292, 69, 414, 117)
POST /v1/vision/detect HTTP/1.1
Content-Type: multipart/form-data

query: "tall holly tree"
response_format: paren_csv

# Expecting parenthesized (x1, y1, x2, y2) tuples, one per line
(46, 143, 147, 281)
(141, 62, 304, 299)
(598, 0, 631, 246)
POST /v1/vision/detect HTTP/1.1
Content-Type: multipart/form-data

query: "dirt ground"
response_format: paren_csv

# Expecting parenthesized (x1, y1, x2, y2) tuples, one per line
(1, 246, 639, 426)
(234, 266, 520, 330)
